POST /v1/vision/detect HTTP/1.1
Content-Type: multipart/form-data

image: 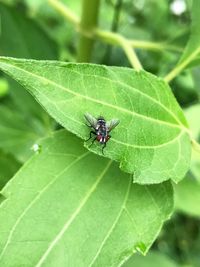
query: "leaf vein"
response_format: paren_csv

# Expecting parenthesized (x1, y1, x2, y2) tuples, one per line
(88, 175, 132, 267)
(0, 152, 90, 261)
(35, 160, 113, 267)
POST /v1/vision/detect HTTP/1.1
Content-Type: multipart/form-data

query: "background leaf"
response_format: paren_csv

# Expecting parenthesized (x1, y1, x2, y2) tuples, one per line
(0, 130, 173, 267)
(123, 251, 178, 267)
(184, 104, 200, 182)
(0, 3, 57, 162)
(169, 105, 200, 218)
(0, 57, 191, 184)
(0, 3, 57, 59)
(176, 0, 200, 68)
(174, 174, 200, 218)
(0, 77, 9, 97)
(0, 105, 48, 162)
(171, 104, 200, 218)
(0, 149, 21, 189)
(184, 104, 200, 140)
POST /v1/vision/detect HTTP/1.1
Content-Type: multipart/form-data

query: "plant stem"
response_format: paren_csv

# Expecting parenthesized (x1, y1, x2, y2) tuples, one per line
(95, 29, 142, 70)
(77, 0, 100, 62)
(129, 40, 183, 53)
(48, 0, 79, 26)
(50, 0, 189, 69)
(164, 47, 200, 83)
(111, 0, 123, 32)
(102, 0, 123, 64)
(120, 38, 143, 70)
(48, 0, 142, 68)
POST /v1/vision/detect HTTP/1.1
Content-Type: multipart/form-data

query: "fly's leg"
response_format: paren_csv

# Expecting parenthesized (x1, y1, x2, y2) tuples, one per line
(102, 143, 106, 155)
(86, 131, 96, 142)
(89, 136, 97, 148)
(102, 135, 111, 155)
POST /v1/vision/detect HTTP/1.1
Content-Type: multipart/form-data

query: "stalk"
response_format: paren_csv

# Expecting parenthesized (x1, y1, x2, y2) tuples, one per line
(77, 0, 100, 62)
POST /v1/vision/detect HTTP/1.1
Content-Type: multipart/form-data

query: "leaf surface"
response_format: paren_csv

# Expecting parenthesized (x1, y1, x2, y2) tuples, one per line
(0, 130, 173, 267)
(0, 57, 191, 184)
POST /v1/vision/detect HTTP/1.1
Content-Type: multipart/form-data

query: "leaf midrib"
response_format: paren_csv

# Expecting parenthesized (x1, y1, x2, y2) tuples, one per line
(37, 95, 184, 149)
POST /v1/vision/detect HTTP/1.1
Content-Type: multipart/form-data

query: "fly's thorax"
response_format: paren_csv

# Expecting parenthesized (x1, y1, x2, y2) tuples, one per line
(97, 117, 106, 126)
(96, 125, 108, 136)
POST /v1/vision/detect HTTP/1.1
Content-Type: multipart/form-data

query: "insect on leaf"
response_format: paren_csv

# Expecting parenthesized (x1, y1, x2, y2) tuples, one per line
(0, 57, 191, 184)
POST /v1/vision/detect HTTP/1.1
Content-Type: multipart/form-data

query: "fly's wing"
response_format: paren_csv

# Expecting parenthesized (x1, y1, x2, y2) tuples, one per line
(84, 113, 97, 128)
(106, 119, 120, 132)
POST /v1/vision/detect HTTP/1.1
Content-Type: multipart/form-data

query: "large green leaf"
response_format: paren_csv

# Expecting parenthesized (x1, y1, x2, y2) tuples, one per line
(0, 130, 173, 267)
(0, 57, 191, 184)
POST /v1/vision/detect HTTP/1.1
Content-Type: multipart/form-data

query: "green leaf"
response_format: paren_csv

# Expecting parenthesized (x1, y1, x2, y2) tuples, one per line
(164, 0, 200, 81)
(0, 130, 173, 267)
(0, 2, 57, 116)
(0, 105, 48, 162)
(0, 57, 191, 184)
(174, 174, 200, 218)
(0, 3, 57, 161)
(0, 3, 57, 60)
(190, 150, 200, 183)
(184, 104, 200, 140)
(184, 104, 200, 182)
(0, 150, 21, 190)
(123, 251, 178, 267)
(0, 78, 9, 98)
(177, 0, 200, 68)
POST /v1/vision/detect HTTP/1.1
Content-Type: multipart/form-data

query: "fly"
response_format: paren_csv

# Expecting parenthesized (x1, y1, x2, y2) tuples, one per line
(84, 113, 120, 154)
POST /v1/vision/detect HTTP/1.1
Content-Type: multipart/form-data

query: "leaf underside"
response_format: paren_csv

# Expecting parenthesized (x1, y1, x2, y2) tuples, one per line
(0, 57, 191, 184)
(0, 130, 173, 267)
